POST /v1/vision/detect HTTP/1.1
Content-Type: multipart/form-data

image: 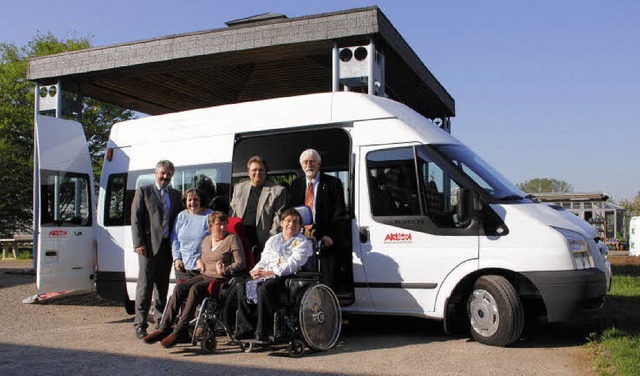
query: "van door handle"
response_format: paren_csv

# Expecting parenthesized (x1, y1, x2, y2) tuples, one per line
(359, 227, 369, 243)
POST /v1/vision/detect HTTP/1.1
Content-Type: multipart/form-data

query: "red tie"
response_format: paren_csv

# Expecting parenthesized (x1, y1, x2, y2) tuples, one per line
(305, 181, 314, 230)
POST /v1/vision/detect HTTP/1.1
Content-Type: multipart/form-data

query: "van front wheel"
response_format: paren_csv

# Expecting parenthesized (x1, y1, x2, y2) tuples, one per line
(467, 275, 524, 347)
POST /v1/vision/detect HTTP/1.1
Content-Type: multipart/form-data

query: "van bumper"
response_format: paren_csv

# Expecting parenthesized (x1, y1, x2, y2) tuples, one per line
(522, 269, 606, 322)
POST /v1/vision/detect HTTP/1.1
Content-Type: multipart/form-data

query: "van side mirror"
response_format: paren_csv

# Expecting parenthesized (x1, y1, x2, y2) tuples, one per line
(457, 188, 479, 227)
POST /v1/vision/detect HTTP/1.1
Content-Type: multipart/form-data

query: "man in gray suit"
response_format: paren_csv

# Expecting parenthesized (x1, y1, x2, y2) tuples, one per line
(131, 160, 183, 339)
(230, 156, 287, 260)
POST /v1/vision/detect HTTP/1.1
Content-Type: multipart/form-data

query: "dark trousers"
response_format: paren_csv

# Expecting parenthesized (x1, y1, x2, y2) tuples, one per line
(160, 274, 214, 334)
(134, 239, 172, 329)
(236, 277, 287, 337)
(175, 268, 200, 282)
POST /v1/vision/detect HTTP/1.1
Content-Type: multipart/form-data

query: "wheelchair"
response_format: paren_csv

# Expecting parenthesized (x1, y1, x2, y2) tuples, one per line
(191, 206, 342, 357)
(233, 205, 341, 357)
(163, 216, 254, 353)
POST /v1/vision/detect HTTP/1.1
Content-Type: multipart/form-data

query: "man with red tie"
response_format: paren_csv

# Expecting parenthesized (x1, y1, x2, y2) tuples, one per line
(287, 149, 347, 289)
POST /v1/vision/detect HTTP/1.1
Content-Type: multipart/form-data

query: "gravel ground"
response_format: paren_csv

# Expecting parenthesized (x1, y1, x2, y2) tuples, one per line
(0, 260, 595, 376)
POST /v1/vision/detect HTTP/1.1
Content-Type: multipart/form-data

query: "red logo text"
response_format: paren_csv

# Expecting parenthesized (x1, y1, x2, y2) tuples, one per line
(384, 233, 412, 243)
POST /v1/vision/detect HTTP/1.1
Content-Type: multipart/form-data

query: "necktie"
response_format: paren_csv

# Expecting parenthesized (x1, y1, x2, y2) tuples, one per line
(305, 181, 314, 230)
(162, 189, 170, 238)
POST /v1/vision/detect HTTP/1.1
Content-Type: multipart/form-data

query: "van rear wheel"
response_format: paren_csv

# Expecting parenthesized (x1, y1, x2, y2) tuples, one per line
(467, 275, 524, 347)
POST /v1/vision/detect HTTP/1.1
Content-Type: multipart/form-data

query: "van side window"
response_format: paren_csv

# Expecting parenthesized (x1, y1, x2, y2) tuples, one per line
(104, 173, 127, 226)
(40, 170, 92, 227)
(367, 147, 462, 229)
(367, 148, 421, 216)
(122, 163, 232, 225)
(417, 157, 461, 228)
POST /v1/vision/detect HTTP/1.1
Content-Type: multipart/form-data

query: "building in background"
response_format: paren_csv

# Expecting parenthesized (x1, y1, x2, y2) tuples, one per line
(534, 192, 626, 249)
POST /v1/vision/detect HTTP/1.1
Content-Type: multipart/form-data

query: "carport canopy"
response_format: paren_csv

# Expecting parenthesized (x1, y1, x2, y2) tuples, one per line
(27, 6, 454, 120)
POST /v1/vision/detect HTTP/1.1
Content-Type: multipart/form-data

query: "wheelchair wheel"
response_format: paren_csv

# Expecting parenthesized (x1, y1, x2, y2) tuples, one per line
(298, 283, 342, 351)
(222, 283, 241, 337)
(288, 339, 305, 358)
(240, 341, 254, 353)
(200, 331, 217, 354)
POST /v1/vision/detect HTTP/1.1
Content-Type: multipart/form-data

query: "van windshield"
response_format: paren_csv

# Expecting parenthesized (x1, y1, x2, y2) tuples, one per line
(428, 144, 528, 201)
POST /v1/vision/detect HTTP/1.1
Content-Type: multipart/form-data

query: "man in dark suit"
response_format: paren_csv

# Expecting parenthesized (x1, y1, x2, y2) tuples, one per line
(288, 149, 347, 289)
(131, 160, 183, 339)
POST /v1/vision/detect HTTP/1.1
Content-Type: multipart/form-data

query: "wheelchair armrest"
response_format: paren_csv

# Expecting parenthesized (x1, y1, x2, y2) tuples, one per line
(293, 271, 321, 280)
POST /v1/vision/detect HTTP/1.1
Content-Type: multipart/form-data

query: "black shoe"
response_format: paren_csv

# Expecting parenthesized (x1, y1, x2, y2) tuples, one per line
(234, 329, 254, 341)
(255, 333, 268, 342)
(135, 326, 148, 339)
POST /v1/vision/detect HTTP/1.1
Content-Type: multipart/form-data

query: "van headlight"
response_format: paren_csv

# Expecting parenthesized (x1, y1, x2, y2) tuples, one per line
(552, 227, 594, 269)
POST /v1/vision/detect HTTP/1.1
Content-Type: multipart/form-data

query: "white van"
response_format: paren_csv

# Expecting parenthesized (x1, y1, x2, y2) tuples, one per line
(34, 91, 608, 347)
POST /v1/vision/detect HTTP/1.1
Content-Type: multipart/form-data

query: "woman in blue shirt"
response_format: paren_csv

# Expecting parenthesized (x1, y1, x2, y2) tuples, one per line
(171, 188, 212, 281)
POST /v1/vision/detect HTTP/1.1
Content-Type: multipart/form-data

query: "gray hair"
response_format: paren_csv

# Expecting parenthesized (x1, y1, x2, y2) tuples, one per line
(299, 149, 321, 165)
(156, 160, 175, 172)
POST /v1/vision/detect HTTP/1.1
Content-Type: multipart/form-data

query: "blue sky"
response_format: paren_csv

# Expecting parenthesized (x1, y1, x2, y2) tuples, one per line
(3, 0, 639, 201)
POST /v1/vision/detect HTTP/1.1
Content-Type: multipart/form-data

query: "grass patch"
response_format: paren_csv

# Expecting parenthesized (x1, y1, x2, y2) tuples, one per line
(15, 250, 33, 260)
(589, 259, 640, 375)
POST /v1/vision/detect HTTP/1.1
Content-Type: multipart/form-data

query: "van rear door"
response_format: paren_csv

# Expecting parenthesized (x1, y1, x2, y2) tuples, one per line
(34, 115, 95, 294)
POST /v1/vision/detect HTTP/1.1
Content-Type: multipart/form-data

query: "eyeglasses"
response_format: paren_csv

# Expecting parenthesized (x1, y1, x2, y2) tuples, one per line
(282, 218, 301, 225)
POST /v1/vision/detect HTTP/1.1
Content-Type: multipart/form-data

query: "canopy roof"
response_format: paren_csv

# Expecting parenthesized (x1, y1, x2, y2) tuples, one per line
(27, 6, 454, 119)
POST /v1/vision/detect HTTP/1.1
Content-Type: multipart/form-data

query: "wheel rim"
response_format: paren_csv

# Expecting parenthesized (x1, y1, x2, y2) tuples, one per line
(299, 284, 341, 351)
(289, 339, 305, 357)
(201, 333, 216, 353)
(468, 288, 500, 338)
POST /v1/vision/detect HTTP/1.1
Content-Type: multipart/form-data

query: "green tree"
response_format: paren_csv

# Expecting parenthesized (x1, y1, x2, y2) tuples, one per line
(517, 178, 574, 193)
(0, 33, 134, 237)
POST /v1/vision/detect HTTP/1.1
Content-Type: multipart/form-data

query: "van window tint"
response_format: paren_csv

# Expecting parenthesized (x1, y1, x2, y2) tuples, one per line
(104, 173, 127, 226)
(367, 148, 421, 216)
(40, 170, 92, 227)
(367, 147, 463, 228)
(107, 163, 231, 227)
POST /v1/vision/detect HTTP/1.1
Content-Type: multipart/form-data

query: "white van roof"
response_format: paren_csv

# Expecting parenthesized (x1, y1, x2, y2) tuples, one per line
(110, 92, 461, 147)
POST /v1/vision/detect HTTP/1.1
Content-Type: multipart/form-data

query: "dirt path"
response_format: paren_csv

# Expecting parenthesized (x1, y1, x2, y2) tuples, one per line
(0, 260, 594, 376)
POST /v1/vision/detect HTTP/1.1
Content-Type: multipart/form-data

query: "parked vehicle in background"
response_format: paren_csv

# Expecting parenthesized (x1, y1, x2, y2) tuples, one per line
(630, 216, 640, 256)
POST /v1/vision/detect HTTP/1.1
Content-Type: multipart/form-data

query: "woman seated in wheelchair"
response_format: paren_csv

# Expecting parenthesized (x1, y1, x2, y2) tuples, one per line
(144, 211, 246, 348)
(234, 207, 313, 342)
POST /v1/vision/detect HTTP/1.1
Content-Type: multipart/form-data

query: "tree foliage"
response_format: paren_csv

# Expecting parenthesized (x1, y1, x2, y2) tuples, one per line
(517, 178, 574, 193)
(0, 32, 134, 237)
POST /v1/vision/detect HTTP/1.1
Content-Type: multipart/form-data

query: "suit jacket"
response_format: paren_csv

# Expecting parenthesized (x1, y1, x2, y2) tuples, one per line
(288, 173, 347, 242)
(229, 180, 287, 247)
(131, 184, 183, 256)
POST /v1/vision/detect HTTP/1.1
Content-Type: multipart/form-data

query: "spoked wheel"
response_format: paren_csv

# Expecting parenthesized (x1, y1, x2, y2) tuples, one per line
(200, 331, 217, 354)
(298, 283, 342, 351)
(288, 339, 306, 358)
(240, 342, 254, 353)
(467, 275, 524, 347)
(222, 284, 241, 337)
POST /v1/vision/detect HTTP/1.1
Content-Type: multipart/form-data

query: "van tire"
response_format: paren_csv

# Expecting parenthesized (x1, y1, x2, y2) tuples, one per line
(467, 275, 524, 347)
